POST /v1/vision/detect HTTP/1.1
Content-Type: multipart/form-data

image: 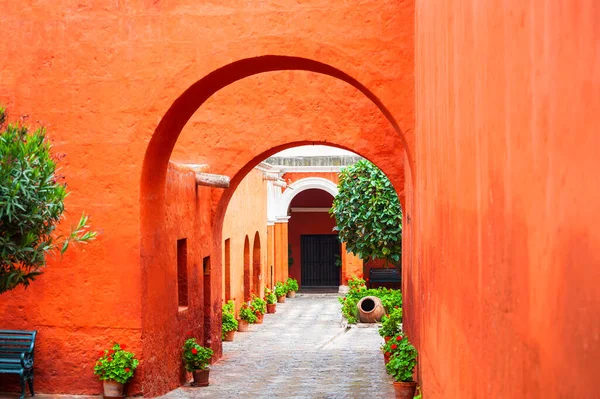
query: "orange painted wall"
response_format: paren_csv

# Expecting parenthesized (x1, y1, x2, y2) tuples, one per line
(411, 1, 600, 397)
(221, 169, 268, 313)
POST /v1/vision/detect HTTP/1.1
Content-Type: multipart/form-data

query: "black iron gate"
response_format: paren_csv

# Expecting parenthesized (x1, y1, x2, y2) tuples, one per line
(301, 234, 341, 287)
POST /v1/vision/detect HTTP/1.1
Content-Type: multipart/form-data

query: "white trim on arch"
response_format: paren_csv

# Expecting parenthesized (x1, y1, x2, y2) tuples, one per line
(274, 177, 338, 218)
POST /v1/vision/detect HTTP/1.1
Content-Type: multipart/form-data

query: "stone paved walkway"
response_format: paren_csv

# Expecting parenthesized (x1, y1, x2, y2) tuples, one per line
(160, 294, 394, 399)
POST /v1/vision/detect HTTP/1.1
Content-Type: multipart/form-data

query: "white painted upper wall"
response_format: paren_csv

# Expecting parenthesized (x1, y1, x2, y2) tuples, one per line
(271, 145, 358, 157)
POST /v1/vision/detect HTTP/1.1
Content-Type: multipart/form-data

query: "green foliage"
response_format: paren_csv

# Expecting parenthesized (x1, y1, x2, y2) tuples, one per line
(348, 275, 366, 291)
(221, 300, 238, 338)
(381, 333, 404, 355)
(93, 343, 139, 384)
(239, 303, 258, 323)
(330, 160, 402, 267)
(338, 282, 402, 324)
(250, 294, 267, 315)
(379, 306, 403, 338)
(386, 336, 418, 382)
(414, 387, 422, 399)
(0, 107, 96, 294)
(274, 282, 287, 297)
(286, 276, 299, 292)
(182, 338, 213, 372)
(264, 287, 277, 305)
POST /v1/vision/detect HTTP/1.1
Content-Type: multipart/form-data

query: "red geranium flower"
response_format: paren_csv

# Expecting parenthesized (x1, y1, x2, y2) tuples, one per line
(125, 368, 130, 373)
(343, 297, 346, 301)
(385, 352, 391, 356)
(396, 336, 402, 341)
(98, 351, 104, 357)
(394, 306, 399, 309)
(391, 344, 398, 350)
(191, 348, 198, 355)
(108, 357, 113, 362)
(120, 344, 127, 350)
(365, 278, 370, 282)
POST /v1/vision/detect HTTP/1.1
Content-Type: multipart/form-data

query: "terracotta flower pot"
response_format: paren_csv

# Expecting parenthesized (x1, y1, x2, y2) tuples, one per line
(237, 319, 249, 332)
(255, 312, 264, 324)
(384, 336, 392, 343)
(286, 291, 296, 298)
(267, 303, 277, 313)
(393, 381, 417, 399)
(192, 368, 210, 387)
(103, 380, 124, 398)
(223, 330, 235, 342)
(357, 296, 385, 323)
(277, 295, 286, 303)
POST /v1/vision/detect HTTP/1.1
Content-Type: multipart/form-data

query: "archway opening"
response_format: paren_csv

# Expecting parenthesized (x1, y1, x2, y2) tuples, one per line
(243, 236, 250, 302)
(252, 232, 261, 298)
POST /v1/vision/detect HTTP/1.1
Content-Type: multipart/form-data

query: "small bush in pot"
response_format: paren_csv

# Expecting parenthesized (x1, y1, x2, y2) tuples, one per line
(286, 276, 299, 297)
(274, 282, 287, 302)
(239, 302, 258, 324)
(94, 343, 139, 397)
(183, 338, 213, 387)
(221, 300, 238, 341)
(386, 336, 418, 398)
(250, 294, 267, 323)
(379, 306, 403, 339)
(265, 287, 277, 313)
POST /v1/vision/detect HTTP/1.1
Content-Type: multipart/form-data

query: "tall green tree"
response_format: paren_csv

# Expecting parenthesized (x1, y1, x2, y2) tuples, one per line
(330, 160, 402, 267)
(0, 107, 96, 294)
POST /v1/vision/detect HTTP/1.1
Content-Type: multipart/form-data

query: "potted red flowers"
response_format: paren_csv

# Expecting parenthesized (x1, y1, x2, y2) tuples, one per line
(94, 343, 139, 398)
(265, 287, 277, 313)
(274, 282, 287, 303)
(183, 338, 213, 387)
(386, 335, 418, 398)
(222, 300, 238, 341)
(238, 302, 257, 331)
(250, 294, 267, 324)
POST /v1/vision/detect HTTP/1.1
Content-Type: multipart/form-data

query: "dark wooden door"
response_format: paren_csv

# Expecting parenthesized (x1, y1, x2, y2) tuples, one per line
(301, 235, 341, 287)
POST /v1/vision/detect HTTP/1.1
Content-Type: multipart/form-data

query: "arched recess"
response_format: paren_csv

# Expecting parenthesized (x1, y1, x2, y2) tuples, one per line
(252, 232, 261, 297)
(243, 236, 251, 302)
(274, 177, 339, 218)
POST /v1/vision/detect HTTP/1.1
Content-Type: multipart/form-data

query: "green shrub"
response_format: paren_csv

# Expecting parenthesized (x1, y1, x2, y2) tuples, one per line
(265, 287, 277, 305)
(386, 336, 417, 382)
(339, 286, 402, 324)
(286, 276, 299, 292)
(0, 106, 96, 293)
(239, 303, 258, 323)
(348, 275, 366, 291)
(379, 306, 403, 338)
(94, 343, 139, 384)
(250, 294, 266, 315)
(274, 282, 287, 297)
(182, 338, 213, 371)
(221, 301, 238, 338)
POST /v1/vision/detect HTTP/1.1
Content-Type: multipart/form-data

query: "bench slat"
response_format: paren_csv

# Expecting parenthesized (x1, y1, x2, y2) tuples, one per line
(0, 348, 31, 353)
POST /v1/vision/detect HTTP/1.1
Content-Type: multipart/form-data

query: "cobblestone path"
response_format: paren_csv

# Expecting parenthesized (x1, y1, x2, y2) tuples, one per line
(160, 294, 394, 399)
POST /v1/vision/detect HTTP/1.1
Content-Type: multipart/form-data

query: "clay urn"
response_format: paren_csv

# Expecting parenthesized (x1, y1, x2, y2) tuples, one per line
(357, 296, 385, 323)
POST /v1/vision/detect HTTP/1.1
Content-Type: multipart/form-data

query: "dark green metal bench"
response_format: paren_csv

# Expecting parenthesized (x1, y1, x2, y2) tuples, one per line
(0, 330, 36, 399)
(369, 268, 401, 288)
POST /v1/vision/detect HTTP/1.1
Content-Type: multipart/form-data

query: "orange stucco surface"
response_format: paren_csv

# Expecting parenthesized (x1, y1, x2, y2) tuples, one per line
(221, 169, 268, 312)
(408, 1, 600, 398)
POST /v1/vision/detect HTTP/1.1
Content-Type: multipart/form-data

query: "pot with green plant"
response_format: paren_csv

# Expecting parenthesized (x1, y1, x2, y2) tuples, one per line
(183, 338, 213, 387)
(250, 294, 267, 324)
(381, 333, 404, 365)
(386, 336, 418, 399)
(94, 343, 139, 398)
(286, 276, 299, 298)
(379, 306, 403, 343)
(274, 282, 287, 303)
(238, 302, 257, 331)
(222, 300, 238, 341)
(265, 287, 277, 313)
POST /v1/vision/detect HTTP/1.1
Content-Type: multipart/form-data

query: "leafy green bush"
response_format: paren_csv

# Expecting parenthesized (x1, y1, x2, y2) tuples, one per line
(379, 306, 403, 338)
(264, 287, 277, 305)
(250, 294, 266, 315)
(0, 106, 96, 293)
(239, 303, 258, 323)
(182, 338, 213, 371)
(94, 343, 139, 383)
(339, 285, 402, 324)
(274, 282, 287, 297)
(286, 276, 299, 292)
(330, 160, 402, 267)
(348, 275, 366, 291)
(221, 300, 238, 338)
(386, 336, 417, 382)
